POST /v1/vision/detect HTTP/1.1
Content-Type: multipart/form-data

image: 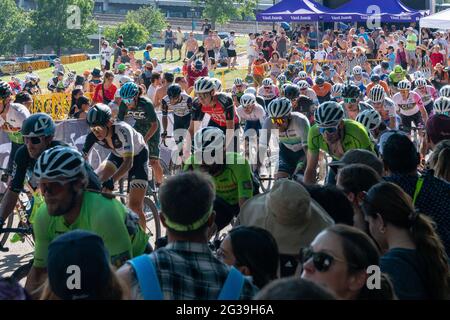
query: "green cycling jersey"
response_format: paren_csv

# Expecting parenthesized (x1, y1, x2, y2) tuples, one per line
(308, 119, 374, 160)
(183, 152, 253, 206)
(33, 191, 149, 269)
(388, 70, 407, 85)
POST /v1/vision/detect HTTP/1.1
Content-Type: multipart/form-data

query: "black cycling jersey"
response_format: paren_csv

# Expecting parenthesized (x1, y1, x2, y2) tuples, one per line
(191, 93, 238, 128)
(10, 140, 101, 193)
(117, 96, 159, 138)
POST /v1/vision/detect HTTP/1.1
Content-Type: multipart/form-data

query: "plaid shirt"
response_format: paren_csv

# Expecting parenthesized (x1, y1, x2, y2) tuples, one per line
(127, 241, 258, 300)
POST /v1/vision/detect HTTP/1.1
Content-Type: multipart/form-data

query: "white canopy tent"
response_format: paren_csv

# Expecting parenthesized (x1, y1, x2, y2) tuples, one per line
(420, 8, 450, 29)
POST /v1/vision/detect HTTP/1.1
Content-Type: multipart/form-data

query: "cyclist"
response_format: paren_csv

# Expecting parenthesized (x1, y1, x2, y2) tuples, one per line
(83, 104, 149, 229)
(294, 71, 313, 87)
(0, 81, 30, 174)
(413, 78, 438, 115)
(341, 83, 373, 120)
(231, 78, 248, 107)
(371, 61, 390, 82)
(210, 78, 222, 93)
(320, 64, 343, 85)
(297, 80, 319, 106)
(184, 127, 254, 232)
(330, 83, 345, 103)
(282, 83, 300, 111)
(392, 80, 428, 134)
(303, 101, 374, 185)
(0, 113, 101, 231)
(161, 83, 192, 147)
(23, 75, 41, 95)
(349, 66, 369, 95)
(259, 98, 310, 179)
(433, 96, 450, 116)
(355, 108, 387, 143)
(388, 65, 410, 94)
(312, 76, 332, 104)
(258, 78, 279, 107)
(118, 82, 164, 187)
(284, 64, 297, 82)
(244, 87, 266, 109)
(276, 74, 289, 90)
(367, 84, 398, 129)
(189, 77, 240, 151)
(439, 85, 450, 98)
(26, 146, 148, 297)
(365, 74, 390, 99)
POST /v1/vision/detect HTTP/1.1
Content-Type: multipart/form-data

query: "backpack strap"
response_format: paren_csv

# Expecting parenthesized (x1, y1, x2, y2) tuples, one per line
(217, 266, 245, 300)
(128, 254, 164, 300)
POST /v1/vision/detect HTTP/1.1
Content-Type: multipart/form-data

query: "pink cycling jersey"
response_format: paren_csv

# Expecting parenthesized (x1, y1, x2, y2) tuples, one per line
(392, 91, 424, 116)
(413, 85, 437, 106)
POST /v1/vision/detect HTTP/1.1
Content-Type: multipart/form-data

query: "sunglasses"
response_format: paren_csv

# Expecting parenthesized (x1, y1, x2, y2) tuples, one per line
(24, 136, 43, 145)
(343, 98, 358, 103)
(271, 117, 288, 125)
(197, 92, 211, 99)
(299, 247, 343, 272)
(39, 178, 78, 195)
(122, 98, 134, 104)
(319, 126, 338, 134)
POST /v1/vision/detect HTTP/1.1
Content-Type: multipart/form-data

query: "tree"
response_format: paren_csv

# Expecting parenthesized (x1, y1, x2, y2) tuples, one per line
(194, 0, 258, 27)
(126, 5, 167, 37)
(0, 0, 30, 56)
(30, 0, 97, 56)
(104, 21, 149, 47)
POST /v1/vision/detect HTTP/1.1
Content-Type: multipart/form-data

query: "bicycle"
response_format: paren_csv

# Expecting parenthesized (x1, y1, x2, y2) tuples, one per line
(160, 135, 184, 177)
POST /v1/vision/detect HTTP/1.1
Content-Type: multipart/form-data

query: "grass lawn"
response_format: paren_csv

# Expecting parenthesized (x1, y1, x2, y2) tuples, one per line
(11, 36, 248, 92)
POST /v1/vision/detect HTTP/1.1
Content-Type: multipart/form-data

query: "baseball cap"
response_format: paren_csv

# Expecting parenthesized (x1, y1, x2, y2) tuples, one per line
(117, 63, 126, 71)
(426, 114, 450, 145)
(194, 60, 204, 70)
(329, 149, 384, 175)
(377, 130, 407, 156)
(47, 230, 111, 300)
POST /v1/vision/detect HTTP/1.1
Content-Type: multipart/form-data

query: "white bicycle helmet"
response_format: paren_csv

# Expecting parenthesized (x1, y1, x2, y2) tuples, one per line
(353, 66, 363, 75)
(244, 87, 257, 96)
(210, 78, 222, 92)
(413, 71, 424, 80)
(193, 127, 225, 154)
(240, 93, 256, 107)
(439, 85, 450, 98)
(262, 78, 273, 86)
(234, 78, 244, 85)
(297, 80, 309, 89)
(331, 83, 345, 97)
(368, 85, 386, 103)
(356, 109, 382, 131)
(34, 146, 86, 181)
(119, 76, 133, 85)
(397, 80, 411, 90)
(267, 98, 292, 118)
(314, 101, 344, 127)
(298, 71, 308, 79)
(194, 77, 215, 93)
(277, 74, 287, 84)
(414, 78, 427, 88)
(433, 96, 450, 114)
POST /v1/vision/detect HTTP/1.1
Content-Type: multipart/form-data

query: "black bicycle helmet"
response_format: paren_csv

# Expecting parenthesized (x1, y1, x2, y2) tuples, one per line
(315, 76, 325, 85)
(167, 84, 182, 99)
(342, 84, 361, 99)
(0, 81, 12, 99)
(284, 84, 300, 100)
(86, 103, 112, 127)
(21, 113, 55, 137)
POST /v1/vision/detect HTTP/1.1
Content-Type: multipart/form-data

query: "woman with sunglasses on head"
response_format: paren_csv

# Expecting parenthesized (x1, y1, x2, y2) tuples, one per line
(300, 224, 395, 300)
(362, 182, 450, 299)
(303, 101, 373, 185)
(259, 98, 310, 179)
(83, 103, 149, 229)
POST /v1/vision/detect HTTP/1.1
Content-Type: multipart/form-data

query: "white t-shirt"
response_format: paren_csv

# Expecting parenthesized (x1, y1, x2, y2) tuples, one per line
(228, 36, 236, 51)
(101, 47, 113, 64)
(153, 64, 163, 73)
(315, 50, 327, 61)
(176, 32, 184, 45)
(113, 74, 124, 87)
(0, 103, 30, 129)
(247, 39, 257, 57)
(147, 84, 159, 102)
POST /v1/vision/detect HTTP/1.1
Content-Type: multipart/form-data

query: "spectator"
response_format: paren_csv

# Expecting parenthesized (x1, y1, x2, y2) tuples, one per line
(227, 31, 238, 70)
(328, 149, 384, 177)
(382, 133, 450, 257)
(69, 88, 83, 117)
(113, 64, 126, 87)
(92, 71, 117, 105)
(185, 32, 198, 59)
(52, 58, 65, 77)
(152, 58, 163, 73)
(175, 27, 184, 60)
(147, 72, 161, 104)
(153, 72, 174, 109)
(73, 96, 90, 120)
(174, 76, 188, 93)
(217, 226, 279, 289)
(14, 91, 33, 110)
(162, 25, 175, 61)
(237, 179, 334, 277)
(41, 230, 127, 300)
(117, 172, 258, 300)
(112, 42, 121, 69)
(100, 41, 113, 71)
(140, 61, 153, 90)
(362, 182, 450, 299)
(426, 114, 450, 150)
(255, 278, 335, 300)
(118, 48, 130, 65)
(186, 58, 208, 91)
(428, 140, 450, 183)
(201, 18, 212, 40)
(247, 33, 258, 75)
(430, 45, 445, 68)
(336, 164, 382, 232)
(117, 34, 125, 48)
(301, 224, 395, 300)
(276, 30, 289, 59)
(0, 277, 30, 300)
(143, 44, 152, 63)
(395, 41, 408, 70)
(252, 52, 268, 89)
(88, 68, 102, 93)
(432, 63, 449, 90)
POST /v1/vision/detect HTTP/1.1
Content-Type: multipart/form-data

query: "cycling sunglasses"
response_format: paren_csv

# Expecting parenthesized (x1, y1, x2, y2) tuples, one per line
(299, 247, 342, 272)
(271, 117, 288, 125)
(90, 125, 106, 134)
(197, 92, 212, 99)
(39, 178, 78, 195)
(24, 136, 43, 145)
(122, 98, 134, 104)
(343, 98, 358, 103)
(319, 126, 338, 134)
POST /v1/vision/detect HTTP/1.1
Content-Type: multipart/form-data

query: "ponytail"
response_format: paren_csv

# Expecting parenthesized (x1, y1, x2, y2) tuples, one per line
(410, 213, 450, 299)
(434, 147, 450, 182)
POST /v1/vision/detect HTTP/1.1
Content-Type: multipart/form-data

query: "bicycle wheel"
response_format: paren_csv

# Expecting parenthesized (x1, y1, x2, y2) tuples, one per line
(259, 155, 276, 193)
(11, 259, 33, 282)
(143, 197, 161, 241)
(0, 193, 15, 248)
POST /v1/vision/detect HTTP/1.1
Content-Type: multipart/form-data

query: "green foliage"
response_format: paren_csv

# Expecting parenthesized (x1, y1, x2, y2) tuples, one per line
(194, 0, 258, 25)
(0, 0, 31, 56)
(125, 5, 167, 36)
(30, 0, 97, 55)
(104, 21, 149, 47)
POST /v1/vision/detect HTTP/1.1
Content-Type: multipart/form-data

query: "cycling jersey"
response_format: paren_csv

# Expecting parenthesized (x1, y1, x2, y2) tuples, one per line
(118, 96, 159, 138)
(308, 119, 374, 160)
(349, 73, 370, 87)
(184, 152, 253, 206)
(300, 88, 319, 105)
(83, 121, 146, 158)
(388, 71, 407, 85)
(293, 77, 314, 87)
(161, 93, 192, 118)
(392, 91, 424, 117)
(191, 93, 239, 127)
(367, 97, 397, 126)
(236, 104, 265, 123)
(260, 112, 310, 152)
(33, 191, 149, 269)
(10, 140, 101, 194)
(257, 86, 279, 101)
(0, 103, 30, 144)
(341, 101, 373, 120)
(413, 85, 437, 107)
(231, 84, 248, 100)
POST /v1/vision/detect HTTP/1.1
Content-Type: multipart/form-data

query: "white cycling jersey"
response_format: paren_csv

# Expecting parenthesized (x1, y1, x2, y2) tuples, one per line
(161, 93, 192, 117)
(237, 103, 265, 122)
(0, 103, 30, 130)
(260, 112, 310, 152)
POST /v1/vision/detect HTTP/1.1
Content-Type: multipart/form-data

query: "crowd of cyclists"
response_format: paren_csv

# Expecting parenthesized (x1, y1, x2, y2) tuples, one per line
(0, 21, 450, 300)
